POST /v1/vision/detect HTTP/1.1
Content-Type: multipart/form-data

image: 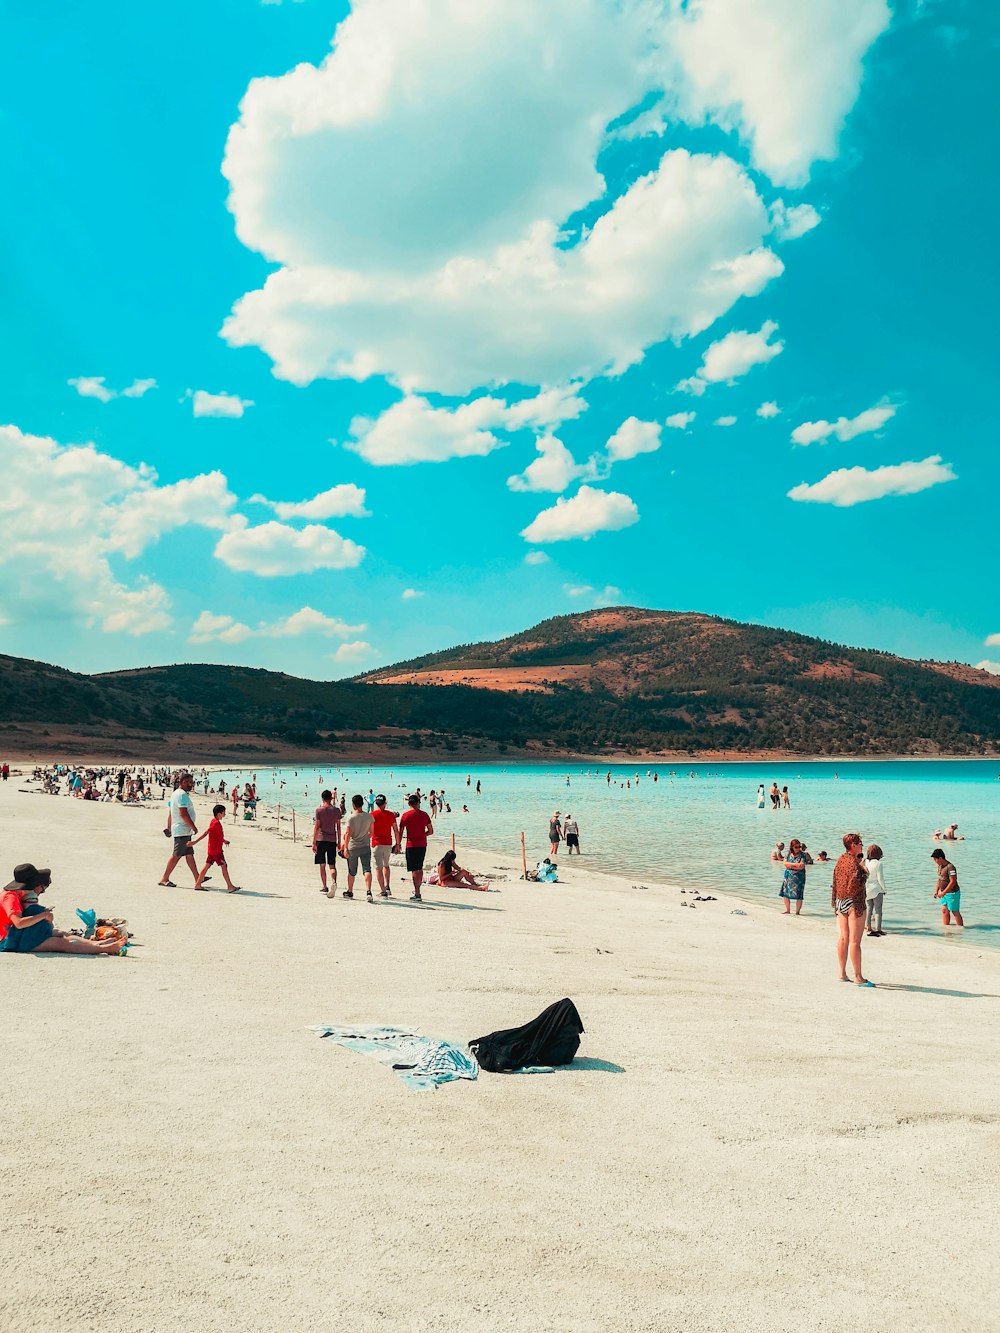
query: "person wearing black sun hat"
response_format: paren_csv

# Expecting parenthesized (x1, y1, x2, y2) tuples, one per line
(1, 863, 123, 955)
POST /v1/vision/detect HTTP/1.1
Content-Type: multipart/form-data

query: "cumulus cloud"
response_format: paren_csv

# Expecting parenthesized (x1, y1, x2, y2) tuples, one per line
(68, 376, 157, 402)
(401, 588, 424, 600)
(605, 417, 662, 463)
(564, 582, 622, 606)
(983, 633, 1000, 648)
(791, 401, 897, 446)
(524, 551, 550, 566)
(975, 660, 1000, 676)
(190, 606, 364, 644)
(333, 640, 377, 665)
(251, 483, 369, 520)
(504, 385, 588, 431)
(347, 394, 509, 465)
(787, 456, 956, 507)
(662, 0, 891, 187)
(507, 435, 596, 494)
(0, 425, 238, 635)
(191, 390, 254, 419)
(757, 401, 781, 418)
(521, 485, 639, 543)
(678, 320, 783, 394)
(666, 411, 696, 430)
(714, 415, 738, 427)
(769, 199, 821, 241)
(214, 521, 365, 574)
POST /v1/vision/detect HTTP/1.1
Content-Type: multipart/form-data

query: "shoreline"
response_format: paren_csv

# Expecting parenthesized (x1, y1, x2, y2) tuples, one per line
(3, 779, 999, 1330)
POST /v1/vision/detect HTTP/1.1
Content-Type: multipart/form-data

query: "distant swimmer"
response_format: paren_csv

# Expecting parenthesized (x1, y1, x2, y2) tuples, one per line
(770, 782, 780, 810)
(770, 841, 786, 862)
(757, 784, 766, 809)
(942, 823, 964, 841)
(782, 786, 790, 809)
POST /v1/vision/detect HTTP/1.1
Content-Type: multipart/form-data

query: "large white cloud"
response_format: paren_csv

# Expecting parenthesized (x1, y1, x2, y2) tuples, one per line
(605, 417, 662, 462)
(214, 520, 365, 574)
(224, 148, 781, 395)
(0, 425, 240, 635)
(662, 0, 891, 187)
(791, 401, 897, 446)
(787, 456, 956, 507)
(678, 319, 783, 394)
(521, 485, 639, 543)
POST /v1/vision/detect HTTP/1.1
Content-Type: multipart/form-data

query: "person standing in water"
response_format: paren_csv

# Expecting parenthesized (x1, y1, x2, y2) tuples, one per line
(931, 849, 964, 927)
(549, 811, 563, 857)
(864, 844, 887, 936)
(563, 814, 580, 855)
(757, 784, 766, 809)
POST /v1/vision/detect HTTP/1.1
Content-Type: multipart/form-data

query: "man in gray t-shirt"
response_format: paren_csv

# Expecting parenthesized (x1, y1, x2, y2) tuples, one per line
(340, 794, 374, 900)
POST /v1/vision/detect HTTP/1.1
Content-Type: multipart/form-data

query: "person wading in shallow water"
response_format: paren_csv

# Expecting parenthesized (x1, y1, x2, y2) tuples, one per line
(931, 849, 964, 927)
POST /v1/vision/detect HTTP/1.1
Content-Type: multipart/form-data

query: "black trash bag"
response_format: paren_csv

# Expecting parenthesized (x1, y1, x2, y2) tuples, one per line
(469, 997, 584, 1072)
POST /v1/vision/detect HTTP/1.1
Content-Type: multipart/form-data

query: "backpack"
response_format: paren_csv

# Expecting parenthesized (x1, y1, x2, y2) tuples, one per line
(469, 998, 584, 1072)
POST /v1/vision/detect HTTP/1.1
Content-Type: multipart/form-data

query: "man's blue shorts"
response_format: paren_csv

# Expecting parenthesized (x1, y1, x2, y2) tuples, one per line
(939, 890, 961, 913)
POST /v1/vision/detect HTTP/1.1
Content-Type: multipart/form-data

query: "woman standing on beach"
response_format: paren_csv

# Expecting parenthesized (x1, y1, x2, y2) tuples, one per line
(864, 845, 887, 937)
(832, 833, 873, 986)
(779, 839, 807, 915)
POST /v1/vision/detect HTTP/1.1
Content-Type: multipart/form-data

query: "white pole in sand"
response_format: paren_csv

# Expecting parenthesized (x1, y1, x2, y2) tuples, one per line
(520, 832, 527, 880)
(451, 832, 455, 851)
(292, 809, 297, 843)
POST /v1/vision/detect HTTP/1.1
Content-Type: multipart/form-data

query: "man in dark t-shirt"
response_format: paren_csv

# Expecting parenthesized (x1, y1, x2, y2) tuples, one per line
(312, 789, 341, 896)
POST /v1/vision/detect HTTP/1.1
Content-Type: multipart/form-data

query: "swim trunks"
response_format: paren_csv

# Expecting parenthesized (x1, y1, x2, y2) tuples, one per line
(834, 898, 864, 917)
(939, 890, 961, 913)
(314, 840, 338, 865)
(565, 833, 579, 849)
(405, 846, 427, 872)
(173, 834, 193, 857)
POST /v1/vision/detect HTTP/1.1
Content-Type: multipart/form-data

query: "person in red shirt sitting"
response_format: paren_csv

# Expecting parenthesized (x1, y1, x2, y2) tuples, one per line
(1, 863, 124, 955)
(399, 793, 434, 902)
(192, 805, 241, 893)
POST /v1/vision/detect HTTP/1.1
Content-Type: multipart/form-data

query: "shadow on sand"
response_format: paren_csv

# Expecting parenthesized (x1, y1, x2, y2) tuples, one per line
(874, 982, 1000, 1000)
(561, 1057, 626, 1074)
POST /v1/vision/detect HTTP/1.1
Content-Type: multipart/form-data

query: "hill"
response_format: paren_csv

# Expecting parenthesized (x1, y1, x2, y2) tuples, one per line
(1, 608, 999, 759)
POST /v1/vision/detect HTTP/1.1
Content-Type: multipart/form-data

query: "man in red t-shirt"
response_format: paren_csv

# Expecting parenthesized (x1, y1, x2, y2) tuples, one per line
(398, 793, 434, 901)
(192, 804, 241, 893)
(369, 794, 400, 899)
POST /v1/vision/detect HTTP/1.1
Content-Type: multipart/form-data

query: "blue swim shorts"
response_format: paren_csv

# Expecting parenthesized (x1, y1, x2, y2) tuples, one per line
(939, 891, 961, 913)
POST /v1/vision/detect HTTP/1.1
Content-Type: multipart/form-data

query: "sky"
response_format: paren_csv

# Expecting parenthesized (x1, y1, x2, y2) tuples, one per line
(1, 0, 998, 680)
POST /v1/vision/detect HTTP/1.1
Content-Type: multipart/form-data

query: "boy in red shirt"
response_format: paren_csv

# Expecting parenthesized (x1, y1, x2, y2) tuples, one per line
(399, 793, 433, 901)
(192, 804, 241, 893)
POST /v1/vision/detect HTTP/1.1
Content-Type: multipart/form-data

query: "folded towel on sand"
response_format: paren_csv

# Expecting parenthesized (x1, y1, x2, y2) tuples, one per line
(309, 1024, 478, 1091)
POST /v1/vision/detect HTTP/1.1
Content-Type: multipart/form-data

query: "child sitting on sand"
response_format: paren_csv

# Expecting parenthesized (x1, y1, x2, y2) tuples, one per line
(192, 805, 241, 893)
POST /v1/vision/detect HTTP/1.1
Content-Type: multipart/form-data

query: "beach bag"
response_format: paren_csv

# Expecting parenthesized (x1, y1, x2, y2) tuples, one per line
(469, 998, 584, 1072)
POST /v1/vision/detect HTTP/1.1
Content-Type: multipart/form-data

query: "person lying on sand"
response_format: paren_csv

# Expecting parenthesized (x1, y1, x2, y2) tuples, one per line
(436, 850, 487, 891)
(1, 864, 125, 955)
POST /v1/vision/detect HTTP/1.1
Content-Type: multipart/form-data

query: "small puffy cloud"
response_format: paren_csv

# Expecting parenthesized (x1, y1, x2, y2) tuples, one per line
(190, 605, 364, 644)
(347, 394, 508, 466)
(401, 587, 424, 600)
(251, 483, 369, 520)
(521, 485, 639, 543)
(714, 415, 737, 427)
(666, 411, 696, 430)
(191, 390, 254, 419)
(975, 660, 1000, 676)
(605, 417, 661, 463)
(787, 455, 956, 507)
(504, 385, 588, 432)
(679, 320, 783, 394)
(69, 376, 157, 402)
(791, 401, 897, 446)
(757, 401, 781, 419)
(524, 551, 550, 565)
(214, 521, 365, 574)
(769, 199, 821, 241)
(507, 435, 595, 494)
(333, 640, 378, 665)
(564, 582, 621, 606)
(983, 633, 1000, 648)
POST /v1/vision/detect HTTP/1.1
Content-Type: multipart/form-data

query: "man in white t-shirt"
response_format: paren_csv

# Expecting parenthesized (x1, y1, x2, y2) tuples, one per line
(158, 772, 202, 887)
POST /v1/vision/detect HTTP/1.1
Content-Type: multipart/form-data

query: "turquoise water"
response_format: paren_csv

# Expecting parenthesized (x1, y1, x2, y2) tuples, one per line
(215, 760, 1000, 945)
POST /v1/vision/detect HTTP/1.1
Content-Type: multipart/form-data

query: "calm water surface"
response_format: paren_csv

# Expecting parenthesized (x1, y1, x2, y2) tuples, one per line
(215, 760, 1000, 947)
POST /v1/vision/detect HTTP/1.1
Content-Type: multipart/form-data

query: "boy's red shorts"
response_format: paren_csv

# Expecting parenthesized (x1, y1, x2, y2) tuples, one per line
(206, 853, 227, 867)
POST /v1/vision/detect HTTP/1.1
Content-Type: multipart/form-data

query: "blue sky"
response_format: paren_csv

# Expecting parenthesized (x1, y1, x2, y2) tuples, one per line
(1, 0, 997, 679)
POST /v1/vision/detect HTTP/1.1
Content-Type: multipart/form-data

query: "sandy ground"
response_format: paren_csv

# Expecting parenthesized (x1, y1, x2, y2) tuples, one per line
(2, 779, 999, 1333)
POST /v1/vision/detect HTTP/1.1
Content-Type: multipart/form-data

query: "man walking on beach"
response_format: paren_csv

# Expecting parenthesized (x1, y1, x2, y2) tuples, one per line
(931, 849, 964, 926)
(399, 793, 433, 902)
(312, 789, 341, 896)
(159, 772, 201, 887)
(341, 794, 374, 901)
(370, 794, 400, 898)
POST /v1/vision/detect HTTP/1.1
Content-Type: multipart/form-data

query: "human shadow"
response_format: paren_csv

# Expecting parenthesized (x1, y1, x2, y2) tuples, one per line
(381, 898, 501, 913)
(874, 983, 1000, 1000)
(222, 889, 288, 900)
(561, 1056, 626, 1073)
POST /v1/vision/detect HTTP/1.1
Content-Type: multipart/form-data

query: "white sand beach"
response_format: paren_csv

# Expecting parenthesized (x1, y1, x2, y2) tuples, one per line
(2, 777, 999, 1333)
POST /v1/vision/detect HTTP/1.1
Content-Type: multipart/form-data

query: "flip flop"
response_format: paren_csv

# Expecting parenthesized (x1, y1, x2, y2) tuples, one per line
(194, 885, 209, 891)
(855, 980, 876, 988)
(228, 887, 242, 893)
(158, 880, 177, 888)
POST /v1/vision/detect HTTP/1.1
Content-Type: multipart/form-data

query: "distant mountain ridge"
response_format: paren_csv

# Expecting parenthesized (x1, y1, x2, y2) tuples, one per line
(1, 607, 999, 757)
